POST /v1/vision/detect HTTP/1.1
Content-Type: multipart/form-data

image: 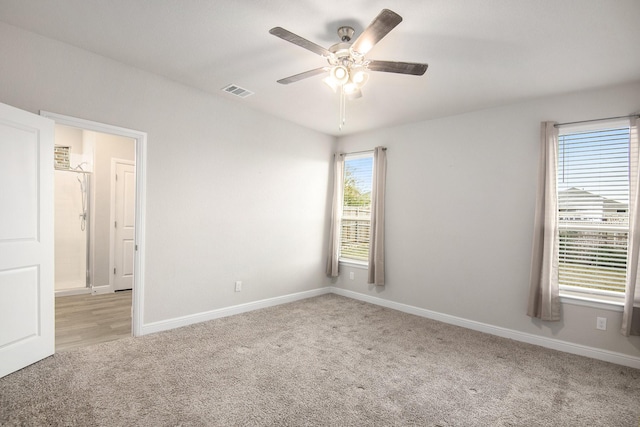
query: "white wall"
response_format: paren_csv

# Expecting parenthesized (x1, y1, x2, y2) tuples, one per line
(55, 124, 84, 164)
(0, 22, 335, 325)
(54, 169, 87, 290)
(335, 82, 640, 358)
(53, 125, 87, 291)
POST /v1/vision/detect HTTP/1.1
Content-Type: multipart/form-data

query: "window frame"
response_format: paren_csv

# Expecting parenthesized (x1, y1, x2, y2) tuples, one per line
(556, 119, 631, 307)
(338, 151, 374, 265)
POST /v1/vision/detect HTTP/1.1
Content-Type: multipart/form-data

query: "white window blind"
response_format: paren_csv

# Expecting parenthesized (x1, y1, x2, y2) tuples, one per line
(557, 126, 631, 294)
(340, 153, 373, 262)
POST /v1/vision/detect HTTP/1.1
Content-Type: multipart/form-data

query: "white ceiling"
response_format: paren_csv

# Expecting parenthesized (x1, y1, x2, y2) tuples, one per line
(1, 0, 639, 136)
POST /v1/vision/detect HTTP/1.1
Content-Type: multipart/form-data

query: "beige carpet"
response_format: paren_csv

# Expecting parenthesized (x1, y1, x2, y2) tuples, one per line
(1, 294, 639, 426)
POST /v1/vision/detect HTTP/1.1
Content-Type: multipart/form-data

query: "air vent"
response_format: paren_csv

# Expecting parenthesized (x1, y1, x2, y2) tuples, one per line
(222, 84, 254, 98)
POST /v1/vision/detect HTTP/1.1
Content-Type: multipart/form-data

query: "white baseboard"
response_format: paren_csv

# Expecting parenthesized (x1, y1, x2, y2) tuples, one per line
(141, 287, 332, 335)
(329, 287, 640, 370)
(55, 287, 91, 297)
(138, 285, 639, 369)
(91, 285, 112, 295)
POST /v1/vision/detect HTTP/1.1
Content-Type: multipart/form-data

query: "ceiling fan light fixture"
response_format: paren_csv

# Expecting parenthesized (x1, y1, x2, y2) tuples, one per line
(322, 75, 340, 93)
(343, 82, 358, 94)
(325, 66, 368, 94)
(270, 9, 427, 130)
(331, 65, 349, 85)
(344, 84, 362, 100)
(351, 70, 369, 87)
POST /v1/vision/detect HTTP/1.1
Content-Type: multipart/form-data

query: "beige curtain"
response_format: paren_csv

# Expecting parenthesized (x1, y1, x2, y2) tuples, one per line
(367, 146, 387, 286)
(527, 122, 561, 321)
(622, 116, 640, 336)
(326, 153, 344, 277)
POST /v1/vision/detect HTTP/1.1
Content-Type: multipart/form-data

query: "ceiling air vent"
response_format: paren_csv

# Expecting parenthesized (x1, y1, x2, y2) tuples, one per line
(222, 84, 254, 98)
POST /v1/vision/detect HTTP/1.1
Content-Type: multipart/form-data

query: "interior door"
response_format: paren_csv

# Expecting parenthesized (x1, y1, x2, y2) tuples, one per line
(113, 161, 135, 291)
(0, 103, 54, 378)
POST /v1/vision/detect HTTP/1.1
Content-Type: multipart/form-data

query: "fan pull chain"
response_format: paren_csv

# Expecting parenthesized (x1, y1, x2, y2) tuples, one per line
(339, 86, 346, 131)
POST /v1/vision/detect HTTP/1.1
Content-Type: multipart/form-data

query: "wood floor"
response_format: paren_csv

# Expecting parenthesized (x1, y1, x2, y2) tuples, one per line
(55, 290, 132, 352)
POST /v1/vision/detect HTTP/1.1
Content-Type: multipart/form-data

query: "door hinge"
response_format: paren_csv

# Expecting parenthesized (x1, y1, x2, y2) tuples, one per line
(115, 174, 118, 181)
(113, 267, 116, 275)
(114, 220, 117, 228)
(135, 244, 138, 251)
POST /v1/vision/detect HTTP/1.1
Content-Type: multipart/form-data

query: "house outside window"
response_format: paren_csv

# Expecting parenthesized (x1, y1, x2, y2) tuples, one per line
(557, 123, 631, 299)
(340, 153, 373, 263)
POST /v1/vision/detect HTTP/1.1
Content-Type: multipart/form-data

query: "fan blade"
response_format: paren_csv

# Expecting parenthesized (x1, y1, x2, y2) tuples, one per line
(277, 67, 329, 85)
(351, 9, 403, 56)
(269, 27, 334, 58)
(367, 60, 428, 76)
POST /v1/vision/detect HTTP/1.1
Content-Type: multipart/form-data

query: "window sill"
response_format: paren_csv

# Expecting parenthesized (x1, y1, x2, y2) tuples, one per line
(560, 291, 624, 312)
(339, 259, 368, 270)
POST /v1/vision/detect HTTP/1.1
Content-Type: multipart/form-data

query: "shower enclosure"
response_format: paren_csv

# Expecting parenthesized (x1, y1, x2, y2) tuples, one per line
(54, 163, 92, 291)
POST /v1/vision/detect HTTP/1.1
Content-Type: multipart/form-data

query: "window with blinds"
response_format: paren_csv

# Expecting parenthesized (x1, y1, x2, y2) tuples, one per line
(557, 125, 631, 295)
(340, 153, 374, 262)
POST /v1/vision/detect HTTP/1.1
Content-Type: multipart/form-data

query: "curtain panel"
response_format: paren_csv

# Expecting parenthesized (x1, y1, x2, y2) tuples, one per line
(367, 146, 387, 286)
(527, 122, 561, 321)
(622, 116, 640, 336)
(326, 153, 344, 277)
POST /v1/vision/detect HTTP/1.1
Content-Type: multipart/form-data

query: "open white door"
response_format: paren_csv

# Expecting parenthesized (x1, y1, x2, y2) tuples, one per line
(112, 161, 135, 291)
(0, 103, 54, 378)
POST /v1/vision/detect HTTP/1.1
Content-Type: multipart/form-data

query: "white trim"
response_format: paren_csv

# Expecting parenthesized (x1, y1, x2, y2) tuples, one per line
(329, 287, 640, 370)
(339, 259, 368, 269)
(141, 288, 332, 335)
(40, 111, 147, 338)
(55, 288, 92, 297)
(139, 285, 640, 369)
(91, 284, 112, 295)
(558, 118, 630, 135)
(343, 151, 374, 160)
(560, 294, 624, 312)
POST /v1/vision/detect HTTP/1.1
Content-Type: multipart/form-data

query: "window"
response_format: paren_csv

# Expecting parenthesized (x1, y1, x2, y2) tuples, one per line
(557, 123, 631, 298)
(340, 153, 373, 262)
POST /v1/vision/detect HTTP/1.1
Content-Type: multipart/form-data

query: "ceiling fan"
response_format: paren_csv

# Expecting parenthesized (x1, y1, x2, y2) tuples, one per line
(269, 9, 428, 129)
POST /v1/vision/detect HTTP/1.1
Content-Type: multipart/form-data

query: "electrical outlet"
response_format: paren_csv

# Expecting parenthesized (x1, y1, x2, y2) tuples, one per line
(235, 281, 242, 292)
(349, 272, 354, 280)
(596, 317, 607, 331)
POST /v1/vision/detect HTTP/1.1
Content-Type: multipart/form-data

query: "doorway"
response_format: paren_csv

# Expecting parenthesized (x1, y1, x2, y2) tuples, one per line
(54, 126, 136, 294)
(42, 111, 147, 342)
(53, 124, 136, 350)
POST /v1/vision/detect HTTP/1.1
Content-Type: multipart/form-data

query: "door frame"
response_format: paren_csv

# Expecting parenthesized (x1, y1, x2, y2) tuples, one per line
(109, 158, 135, 292)
(40, 111, 146, 337)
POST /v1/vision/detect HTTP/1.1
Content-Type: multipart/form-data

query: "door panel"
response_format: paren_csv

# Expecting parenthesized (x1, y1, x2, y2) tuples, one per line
(123, 240, 135, 276)
(0, 267, 39, 346)
(0, 103, 54, 378)
(113, 162, 135, 291)
(0, 124, 38, 241)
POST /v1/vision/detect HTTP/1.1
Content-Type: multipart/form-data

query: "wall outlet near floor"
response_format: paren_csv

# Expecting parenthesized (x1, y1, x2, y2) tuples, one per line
(349, 272, 354, 280)
(596, 316, 607, 331)
(235, 281, 242, 292)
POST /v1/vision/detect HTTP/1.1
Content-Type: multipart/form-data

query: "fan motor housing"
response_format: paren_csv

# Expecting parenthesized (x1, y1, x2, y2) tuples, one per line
(328, 42, 358, 67)
(337, 26, 355, 42)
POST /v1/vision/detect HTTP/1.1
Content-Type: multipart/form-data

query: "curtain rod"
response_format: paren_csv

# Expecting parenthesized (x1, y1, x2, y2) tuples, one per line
(340, 147, 386, 156)
(554, 114, 640, 128)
